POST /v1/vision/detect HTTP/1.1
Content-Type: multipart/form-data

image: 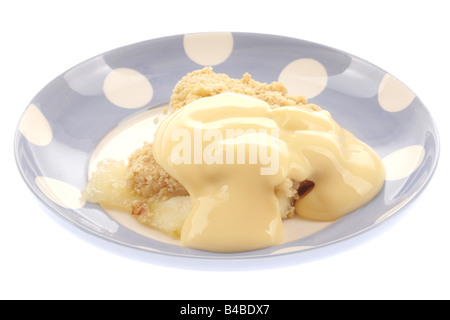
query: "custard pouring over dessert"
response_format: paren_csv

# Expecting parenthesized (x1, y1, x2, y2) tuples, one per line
(83, 67, 385, 253)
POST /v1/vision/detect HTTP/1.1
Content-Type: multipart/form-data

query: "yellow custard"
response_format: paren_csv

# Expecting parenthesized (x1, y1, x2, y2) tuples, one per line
(153, 93, 385, 252)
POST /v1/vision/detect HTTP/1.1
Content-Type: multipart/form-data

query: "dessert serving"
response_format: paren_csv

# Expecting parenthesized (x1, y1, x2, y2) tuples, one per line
(83, 67, 385, 253)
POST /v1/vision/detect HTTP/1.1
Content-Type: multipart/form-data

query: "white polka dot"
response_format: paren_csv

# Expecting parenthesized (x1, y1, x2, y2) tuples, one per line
(35, 177, 86, 209)
(278, 58, 328, 99)
(19, 104, 53, 146)
(103, 68, 153, 109)
(382, 145, 425, 181)
(183, 32, 234, 66)
(378, 73, 415, 112)
(64, 55, 112, 96)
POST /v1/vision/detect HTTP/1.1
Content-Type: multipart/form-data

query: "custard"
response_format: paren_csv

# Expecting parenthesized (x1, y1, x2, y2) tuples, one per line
(153, 93, 385, 252)
(83, 67, 385, 252)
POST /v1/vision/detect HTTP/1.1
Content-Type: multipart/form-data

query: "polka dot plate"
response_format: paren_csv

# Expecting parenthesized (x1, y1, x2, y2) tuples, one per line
(14, 32, 439, 258)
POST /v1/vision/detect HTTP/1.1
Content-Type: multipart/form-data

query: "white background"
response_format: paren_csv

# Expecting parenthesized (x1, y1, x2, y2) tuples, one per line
(1, 0, 449, 300)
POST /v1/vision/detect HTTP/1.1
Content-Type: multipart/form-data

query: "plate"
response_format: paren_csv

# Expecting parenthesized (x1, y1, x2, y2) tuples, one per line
(14, 32, 439, 258)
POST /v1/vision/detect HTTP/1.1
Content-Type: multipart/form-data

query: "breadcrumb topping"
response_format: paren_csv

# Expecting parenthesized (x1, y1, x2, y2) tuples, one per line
(170, 67, 320, 111)
(125, 142, 188, 201)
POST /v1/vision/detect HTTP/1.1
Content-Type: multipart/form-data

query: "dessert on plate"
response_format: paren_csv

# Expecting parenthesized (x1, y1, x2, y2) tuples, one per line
(83, 67, 385, 252)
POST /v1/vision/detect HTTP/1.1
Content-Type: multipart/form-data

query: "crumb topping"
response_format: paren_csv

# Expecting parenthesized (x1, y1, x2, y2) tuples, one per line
(170, 67, 320, 111)
(125, 142, 188, 201)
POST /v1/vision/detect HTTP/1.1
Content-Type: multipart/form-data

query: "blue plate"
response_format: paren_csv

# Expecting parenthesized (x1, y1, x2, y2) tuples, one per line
(14, 32, 439, 258)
